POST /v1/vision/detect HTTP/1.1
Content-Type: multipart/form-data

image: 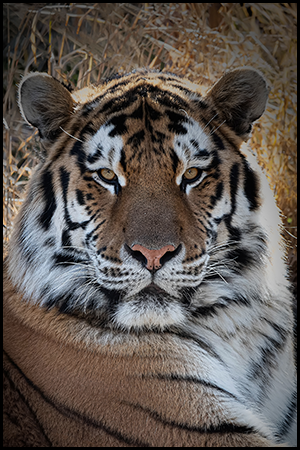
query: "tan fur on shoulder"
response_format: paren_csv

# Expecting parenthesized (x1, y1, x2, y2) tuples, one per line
(4, 270, 274, 447)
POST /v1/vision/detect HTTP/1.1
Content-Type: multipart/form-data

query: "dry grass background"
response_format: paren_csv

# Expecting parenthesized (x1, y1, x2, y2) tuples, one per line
(3, 3, 297, 292)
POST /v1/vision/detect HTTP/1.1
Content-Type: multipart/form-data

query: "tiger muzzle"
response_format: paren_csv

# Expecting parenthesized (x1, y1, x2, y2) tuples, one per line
(119, 180, 186, 271)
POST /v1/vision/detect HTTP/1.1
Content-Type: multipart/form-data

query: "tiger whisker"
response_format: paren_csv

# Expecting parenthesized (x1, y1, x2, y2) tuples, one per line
(205, 268, 229, 284)
(75, 283, 99, 311)
(59, 127, 84, 143)
(203, 113, 219, 130)
(209, 119, 226, 136)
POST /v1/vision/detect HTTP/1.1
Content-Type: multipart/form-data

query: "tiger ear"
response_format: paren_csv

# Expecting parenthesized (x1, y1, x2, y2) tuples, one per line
(18, 72, 75, 144)
(205, 68, 269, 140)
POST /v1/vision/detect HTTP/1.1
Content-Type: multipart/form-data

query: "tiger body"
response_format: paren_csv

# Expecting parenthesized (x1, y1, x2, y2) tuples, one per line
(3, 69, 296, 446)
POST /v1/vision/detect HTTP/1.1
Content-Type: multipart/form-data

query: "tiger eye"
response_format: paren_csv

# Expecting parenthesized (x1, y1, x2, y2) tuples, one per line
(99, 168, 116, 181)
(183, 167, 199, 180)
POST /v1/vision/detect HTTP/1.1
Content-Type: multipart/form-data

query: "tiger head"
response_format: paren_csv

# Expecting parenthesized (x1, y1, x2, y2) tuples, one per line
(8, 68, 279, 332)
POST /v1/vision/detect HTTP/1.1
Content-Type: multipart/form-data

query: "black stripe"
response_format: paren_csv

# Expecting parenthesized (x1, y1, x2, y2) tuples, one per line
(70, 140, 86, 175)
(166, 328, 223, 362)
(59, 167, 90, 248)
(45, 292, 76, 312)
(210, 181, 223, 207)
(263, 319, 288, 342)
(76, 189, 85, 205)
(3, 351, 150, 447)
(100, 89, 138, 115)
(242, 158, 260, 211)
(277, 390, 297, 438)
(120, 149, 127, 173)
(105, 77, 130, 93)
(126, 129, 145, 147)
(191, 301, 229, 318)
(100, 84, 190, 117)
(226, 223, 241, 241)
(80, 122, 95, 137)
(165, 109, 189, 135)
(193, 148, 210, 160)
(80, 79, 131, 117)
(130, 102, 144, 120)
(85, 218, 106, 241)
(190, 294, 251, 318)
(100, 287, 123, 317)
(208, 149, 221, 170)
(168, 121, 187, 135)
(107, 114, 128, 137)
(153, 87, 189, 110)
(165, 109, 188, 123)
(224, 163, 239, 233)
(153, 130, 166, 144)
(53, 250, 88, 267)
(229, 163, 239, 207)
(170, 149, 179, 174)
(249, 335, 288, 382)
(210, 129, 225, 150)
(39, 168, 57, 231)
(168, 82, 207, 105)
(191, 97, 209, 110)
(225, 247, 257, 270)
(145, 372, 239, 401)
(60, 166, 70, 206)
(123, 401, 259, 436)
(144, 101, 162, 120)
(87, 143, 104, 164)
(60, 167, 89, 229)
(3, 352, 53, 446)
(61, 229, 72, 248)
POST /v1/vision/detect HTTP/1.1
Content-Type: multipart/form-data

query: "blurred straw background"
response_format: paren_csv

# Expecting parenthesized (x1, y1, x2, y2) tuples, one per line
(3, 3, 297, 293)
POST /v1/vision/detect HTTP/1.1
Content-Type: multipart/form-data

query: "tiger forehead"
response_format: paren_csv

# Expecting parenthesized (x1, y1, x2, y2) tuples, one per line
(83, 81, 212, 172)
(77, 72, 210, 136)
(85, 99, 212, 179)
(77, 72, 215, 179)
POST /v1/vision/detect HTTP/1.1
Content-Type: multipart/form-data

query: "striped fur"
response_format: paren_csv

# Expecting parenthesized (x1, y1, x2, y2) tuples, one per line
(4, 68, 296, 446)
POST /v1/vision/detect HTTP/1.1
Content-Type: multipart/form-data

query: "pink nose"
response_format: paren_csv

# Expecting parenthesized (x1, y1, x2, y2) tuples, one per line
(131, 244, 176, 271)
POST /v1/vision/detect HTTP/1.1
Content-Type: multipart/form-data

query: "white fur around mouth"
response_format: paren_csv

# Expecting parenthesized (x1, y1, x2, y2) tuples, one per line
(112, 294, 186, 331)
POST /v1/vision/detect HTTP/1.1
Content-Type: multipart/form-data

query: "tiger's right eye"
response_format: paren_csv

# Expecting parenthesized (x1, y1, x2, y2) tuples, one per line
(98, 168, 117, 182)
(183, 167, 201, 182)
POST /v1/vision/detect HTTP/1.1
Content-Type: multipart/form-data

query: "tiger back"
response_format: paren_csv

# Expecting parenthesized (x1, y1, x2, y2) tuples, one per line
(3, 68, 296, 446)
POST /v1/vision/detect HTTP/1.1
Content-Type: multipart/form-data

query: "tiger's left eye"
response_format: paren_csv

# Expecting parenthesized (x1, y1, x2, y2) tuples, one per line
(183, 167, 200, 181)
(98, 168, 117, 182)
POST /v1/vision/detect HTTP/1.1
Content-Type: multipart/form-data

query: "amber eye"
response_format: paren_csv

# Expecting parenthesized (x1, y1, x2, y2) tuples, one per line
(183, 167, 200, 181)
(98, 168, 117, 182)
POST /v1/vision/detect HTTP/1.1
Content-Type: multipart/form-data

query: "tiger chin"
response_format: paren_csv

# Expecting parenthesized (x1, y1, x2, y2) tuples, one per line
(4, 67, 296, 447)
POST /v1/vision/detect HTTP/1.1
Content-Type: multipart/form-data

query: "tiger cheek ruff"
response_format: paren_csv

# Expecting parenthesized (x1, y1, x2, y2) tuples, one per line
(3, 68, 297, 447)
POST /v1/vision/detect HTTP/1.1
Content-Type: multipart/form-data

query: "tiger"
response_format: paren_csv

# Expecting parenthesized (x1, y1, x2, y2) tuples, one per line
(3, 67, 296, 447)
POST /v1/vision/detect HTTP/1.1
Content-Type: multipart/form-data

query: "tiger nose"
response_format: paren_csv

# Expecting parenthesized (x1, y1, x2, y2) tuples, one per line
(131, 244, 176, 271)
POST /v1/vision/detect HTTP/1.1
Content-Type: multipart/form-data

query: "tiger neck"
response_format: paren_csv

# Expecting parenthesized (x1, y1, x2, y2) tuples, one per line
(4, 269, 233, 431)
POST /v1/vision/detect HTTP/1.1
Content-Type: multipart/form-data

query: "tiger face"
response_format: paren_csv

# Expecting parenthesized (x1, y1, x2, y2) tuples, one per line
(10, 68, 272, 332)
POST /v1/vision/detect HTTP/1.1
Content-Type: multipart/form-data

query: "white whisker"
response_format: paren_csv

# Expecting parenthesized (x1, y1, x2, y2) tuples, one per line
(209, 120, 226, 136)
(59, 127, 84, 143)
(203, 113, 219, 130)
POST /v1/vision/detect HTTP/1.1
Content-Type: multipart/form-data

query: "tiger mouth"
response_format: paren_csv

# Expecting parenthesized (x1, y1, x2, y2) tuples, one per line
(140, 283, 168, 296)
